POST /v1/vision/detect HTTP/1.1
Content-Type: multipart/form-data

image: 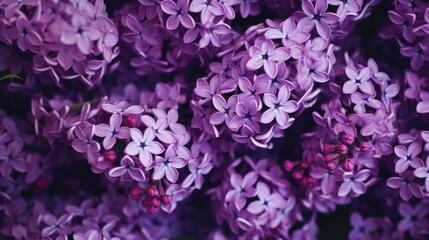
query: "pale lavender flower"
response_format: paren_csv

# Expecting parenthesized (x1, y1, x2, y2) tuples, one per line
(161, 0, 195, 30)
(94, 112, 130, 149)
(247, 40, 291, 78)
(264, 18, 310, 48)
(394, 142, 424, 173)
(338, 169, 370, 197)
(310, 166, 339, 195)
(199, 22, 231, 48)
(161, 184, 188, 213)
(247, 181, 287, 216)
(343, 66, 374, 95)
(387, 172, 423, 201)
(152, 145, 187, 183)
(189, 0, 223, 23)
(108, 155, 148, 182)
(182, 153, 212, 189)
(7, 18, 42, 51)
(210, 94, 238, 126)
(330, 0, 362, 21)
(260, 85, 298, 127)
(71, 124, 100, 164)
(141, 114, 176, 144)
(60, 15, 102, 54)
(414, 156, 429, 191)
(333, 113, 359, 137)
(101, 102, 144, 116)
(225, 172, 257, 210)
(124, 128, 165, 168)
(298, 0, 340, 39)
(229, 101, 261, 133)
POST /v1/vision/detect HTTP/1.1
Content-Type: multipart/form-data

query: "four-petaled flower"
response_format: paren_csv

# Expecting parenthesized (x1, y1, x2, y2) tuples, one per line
(261, 85, 298, 127)
(152, 145, 187, 183)
(182, 153, 213, 189)
(125, 128, 165, 168)
(94, 112, 130, 149)
(108, 155, 148, 182)
(394, 142, 424, 173)
(343, 66, 374, 95)
(299, 0, 340, 39)
(161, 0, 195, 30)
(225, 172, 258, 210)
(247, 40, 291, 78)
(247, 181, 287, 216)
(338, 169, 370, 197)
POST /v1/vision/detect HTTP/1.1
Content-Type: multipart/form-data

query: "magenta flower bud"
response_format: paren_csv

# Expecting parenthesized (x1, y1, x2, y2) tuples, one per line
(283, 160, 295, 172)
(324, 153, 338, 162)
(301, 162, 309, 168)
(124, 115, 138, 128)
(141, 198, 151, 207)
(341, 134, 355, 145)
(326, 160, 338, 170)
(146, 187, 156, 197)
(103, 149, 117, 161)
(359, 141, 371, 152)
(150, 197, 159, 207)
(337, 144, 348, 155)
(160, 195, 171, 205)
(130, 186, 145, 200)
(341, 158, 355, 172)
(292, 169, 304, 180)
(323, 144, 337, 154)
(147, 206, 159, 215)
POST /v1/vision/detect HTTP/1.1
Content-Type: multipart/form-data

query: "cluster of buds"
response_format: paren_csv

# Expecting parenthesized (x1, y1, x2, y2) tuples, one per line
(130, 185, 172, 215)
(323, 134, 371, 172)
(284, 160, 315, 186)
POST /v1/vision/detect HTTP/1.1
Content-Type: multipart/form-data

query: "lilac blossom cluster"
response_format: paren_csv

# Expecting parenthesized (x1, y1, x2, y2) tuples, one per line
(2, 0, 429, 239)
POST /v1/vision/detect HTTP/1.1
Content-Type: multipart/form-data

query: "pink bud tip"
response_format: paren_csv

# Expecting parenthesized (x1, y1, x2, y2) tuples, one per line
(124, 115, 138, 128)
(160, 195, 171, 205)
(146, 187, 156, 197)
(103, 149, 117, 162)
(292, 169, 304, 180)
(359, 141, 371, 152)
(341, 134, 355, 145)
(323, 144, 337, 154)
(324, 153, 338, 162)
(130, 186, 145, 200)
(301, 162, 309, 168)
(341, 158, 355, 172)
(326, 160, 338, 170)
(337, 144, 348, 155)
(147, 206, 159, 215)
(283, 160, 295, 172)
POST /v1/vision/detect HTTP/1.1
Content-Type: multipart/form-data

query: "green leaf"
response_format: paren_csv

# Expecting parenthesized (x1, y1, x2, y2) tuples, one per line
(69, 98, 100, 111)
(0, 74, 22, 81)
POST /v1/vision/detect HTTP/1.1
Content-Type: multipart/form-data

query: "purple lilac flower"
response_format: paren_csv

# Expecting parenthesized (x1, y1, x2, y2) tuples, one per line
(338, 169, 370, 197)
(94, 113, 130, 150)
(161, 0, 195, 30)
(152, 145, 187, 183)
(125, 128, 165, 168)
(260, 85, 298, 127)
(298, 0, 340, 39)
(108, 155, 148, 182)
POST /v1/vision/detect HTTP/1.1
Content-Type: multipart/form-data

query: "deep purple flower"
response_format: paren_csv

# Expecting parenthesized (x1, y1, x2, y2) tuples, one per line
(333, 113, 359, 137)
(229, 101, 261, 133)
(348, 213, 377, 240)
(124, 128, 165, 168)
(398, 203, 429, 238)
(387, 172, 423, 201)
(61, 15, 102, 54)
(7, 18, 42, 51)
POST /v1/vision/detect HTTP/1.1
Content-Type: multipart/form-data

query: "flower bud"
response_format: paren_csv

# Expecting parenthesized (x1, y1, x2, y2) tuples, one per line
(292, 169, 304, 180)
(326, 160, 338, 170)
(130, 186, 145, 200)
(283, 160, 295, 172)
(141, 198, 151, 207)
(301, 162, 309, 169)
(103, 149, 117, 162)
(341, 134, 355, 145)
(337, 144, 348, 155)
(341, 158, 355, 172)
(150, 197, 159, 207)
(147, 206, 159, 215)
(359, 141, 371, 152)
(160, 195, 172, 205)
(324, 153, 338, 162)
(124, 115, 138, 128)
(146, 187, 156, 197)
(323, 144, 337, 154)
